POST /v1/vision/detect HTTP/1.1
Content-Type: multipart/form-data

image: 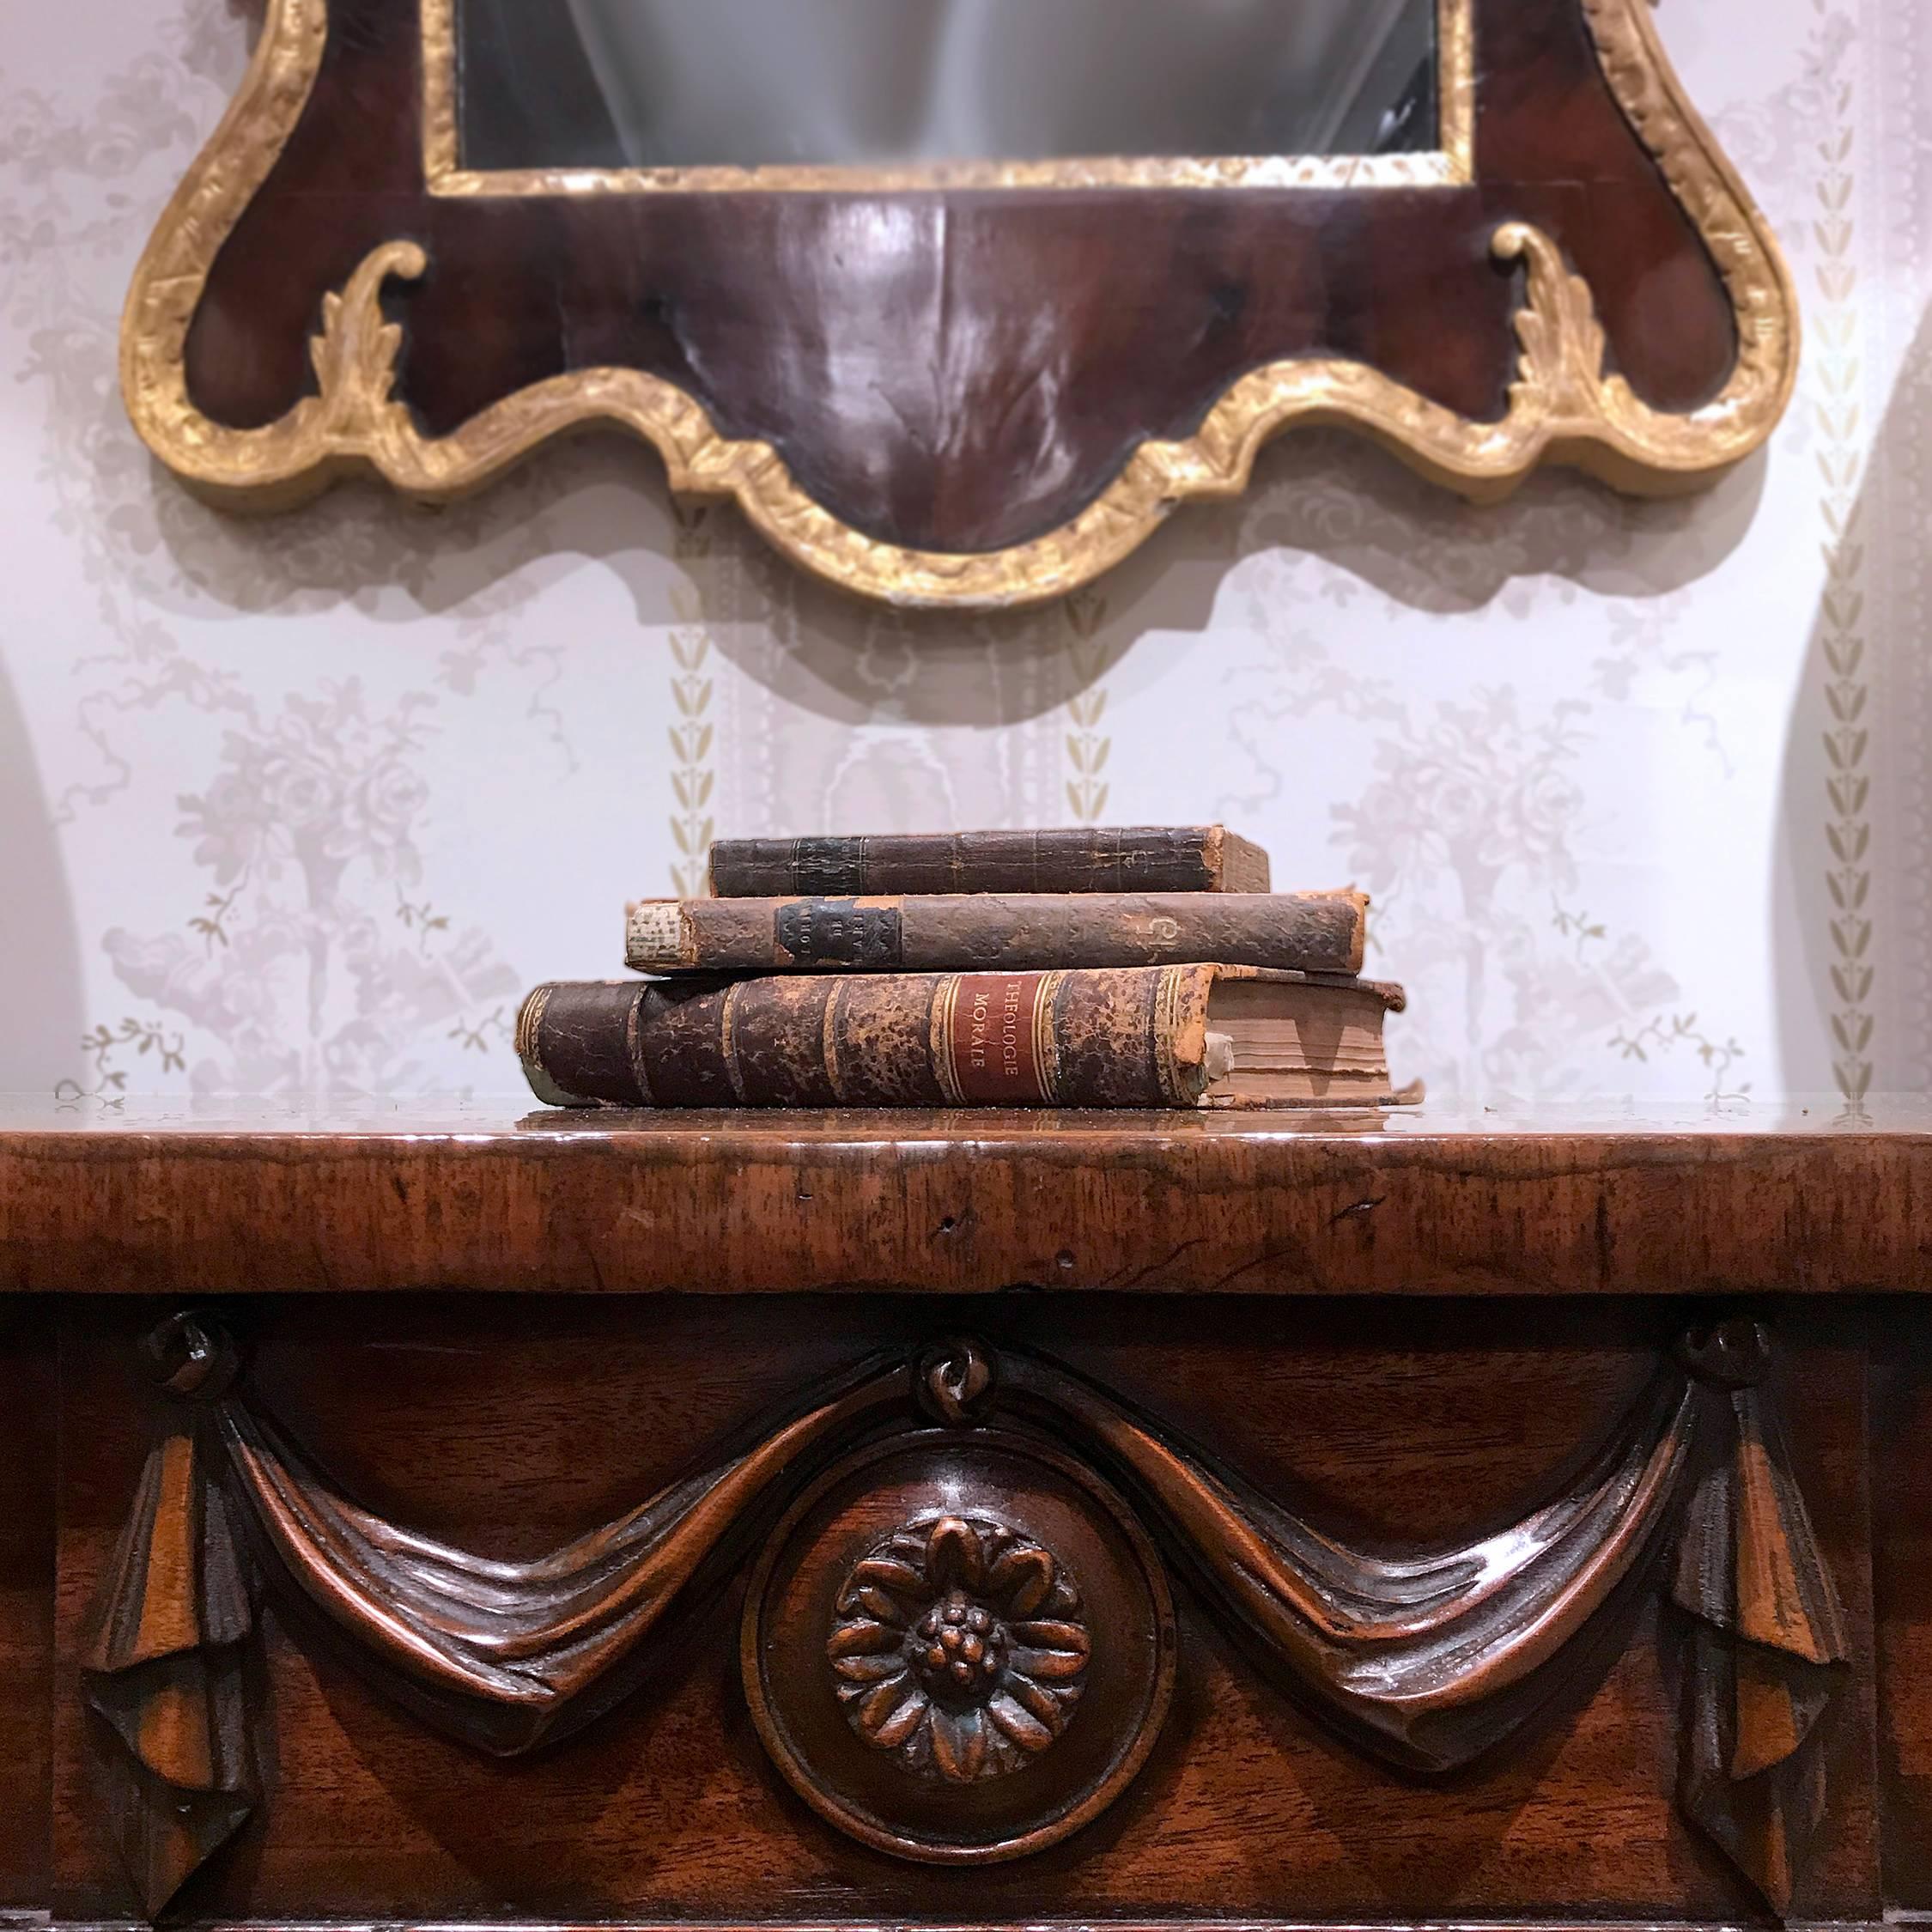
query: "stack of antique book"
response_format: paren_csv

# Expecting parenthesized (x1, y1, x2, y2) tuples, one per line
(516, 825, 1408, 1109)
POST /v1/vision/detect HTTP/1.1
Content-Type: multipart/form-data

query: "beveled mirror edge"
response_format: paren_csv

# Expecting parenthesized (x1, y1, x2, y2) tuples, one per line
(119, 0, 1798, 611)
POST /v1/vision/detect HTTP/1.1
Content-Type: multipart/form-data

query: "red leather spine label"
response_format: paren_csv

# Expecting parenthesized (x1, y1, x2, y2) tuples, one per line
(943, 972, 1056, 1103)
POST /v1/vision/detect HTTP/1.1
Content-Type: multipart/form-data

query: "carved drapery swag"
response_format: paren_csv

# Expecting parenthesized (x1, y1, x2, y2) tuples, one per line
(85, 1318, 1844, 1918)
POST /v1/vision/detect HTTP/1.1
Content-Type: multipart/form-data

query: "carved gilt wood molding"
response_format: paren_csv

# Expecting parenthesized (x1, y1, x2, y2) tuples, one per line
(84, 1320, 1844, 1919)
(118, 0, 1796, 608)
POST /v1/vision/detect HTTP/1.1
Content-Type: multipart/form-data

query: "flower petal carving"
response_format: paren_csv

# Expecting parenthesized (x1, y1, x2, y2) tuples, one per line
(828, 1619, 904, 1659)
(931, 1705, 988, 1782)
(86, 1321, 1843, 1911)
(987, 1542, 1054, 1615)
(828, 1514, 1090, 1783)
(927, 1516, 987, 1592)
(987, 1690, 1055, 1753)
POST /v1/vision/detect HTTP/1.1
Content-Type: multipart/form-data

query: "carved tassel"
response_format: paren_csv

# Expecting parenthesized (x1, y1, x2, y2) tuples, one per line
(1671, 1321, 1848, 1913)
(80, 1317, 257, 1919)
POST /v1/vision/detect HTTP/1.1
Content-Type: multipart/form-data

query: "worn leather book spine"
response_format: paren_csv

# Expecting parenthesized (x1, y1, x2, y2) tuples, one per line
(627, 890, 1367, 977)
(517, 967, 1217, 1109)
(705, 827, 1271, 896)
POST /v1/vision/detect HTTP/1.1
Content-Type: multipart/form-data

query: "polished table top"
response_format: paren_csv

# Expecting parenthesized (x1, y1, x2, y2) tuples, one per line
(2, 1092, 1929, 1296)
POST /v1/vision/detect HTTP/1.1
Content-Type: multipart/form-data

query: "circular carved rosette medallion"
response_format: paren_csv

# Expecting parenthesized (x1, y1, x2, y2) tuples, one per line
(743, 1430, 1175, 1864)
(829, 1513, 1090, 1783)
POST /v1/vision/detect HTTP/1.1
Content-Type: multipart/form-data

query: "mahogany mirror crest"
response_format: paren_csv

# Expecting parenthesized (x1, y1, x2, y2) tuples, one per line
(123, 0, 1797, 609)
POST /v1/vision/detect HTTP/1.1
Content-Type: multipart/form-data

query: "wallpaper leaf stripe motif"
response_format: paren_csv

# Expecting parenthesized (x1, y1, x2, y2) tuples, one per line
(1814, 24, 1872, 1110)
(1062, 590, 1114, 826)
(668, 503, 718, 898)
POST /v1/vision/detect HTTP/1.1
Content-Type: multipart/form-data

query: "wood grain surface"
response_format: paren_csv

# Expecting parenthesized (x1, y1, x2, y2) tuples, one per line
(45, 1296, 1882, 1924)
(1873, 1303, 1932, 1909)
(9, 1113, 1923, 1931)
(3, 1100, 1932, 1295)
(0, 1299, 54, 1908)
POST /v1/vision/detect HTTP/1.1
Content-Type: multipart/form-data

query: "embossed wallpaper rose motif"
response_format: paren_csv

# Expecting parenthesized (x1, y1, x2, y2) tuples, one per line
(829, 1513, 1089, 1782)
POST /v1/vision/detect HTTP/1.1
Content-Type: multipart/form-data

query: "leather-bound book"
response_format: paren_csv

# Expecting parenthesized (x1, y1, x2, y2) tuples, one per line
(626, 890, 1368, 977)
(705, 827, 1271, 896)
(517, 967, 1403, 1110)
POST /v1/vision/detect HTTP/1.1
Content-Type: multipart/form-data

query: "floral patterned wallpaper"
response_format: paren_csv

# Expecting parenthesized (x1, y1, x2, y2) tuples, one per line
(1, 0, 1928, 1106)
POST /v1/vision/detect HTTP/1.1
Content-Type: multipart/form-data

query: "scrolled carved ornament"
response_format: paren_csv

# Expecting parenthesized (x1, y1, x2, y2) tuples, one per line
(87, 1320, 1844, 1917)
(120, 0, 1797, 607)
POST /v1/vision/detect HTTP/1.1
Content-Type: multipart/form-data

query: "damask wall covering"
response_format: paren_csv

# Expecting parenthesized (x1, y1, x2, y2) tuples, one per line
(1, 0, 1928, 1107)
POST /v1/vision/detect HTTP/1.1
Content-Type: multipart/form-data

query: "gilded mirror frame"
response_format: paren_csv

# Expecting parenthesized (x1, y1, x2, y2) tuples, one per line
(122, 0, 1797, 609)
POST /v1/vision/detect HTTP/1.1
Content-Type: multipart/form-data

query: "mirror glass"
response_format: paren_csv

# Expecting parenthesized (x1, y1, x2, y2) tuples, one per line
(456, 0, 1440, 174)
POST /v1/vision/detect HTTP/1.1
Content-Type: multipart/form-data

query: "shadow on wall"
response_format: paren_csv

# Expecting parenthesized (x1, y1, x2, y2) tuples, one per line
(1772, 300, 1932, 1103)
(150, 414, 1767, 734)
(0, 660, 83, 1094)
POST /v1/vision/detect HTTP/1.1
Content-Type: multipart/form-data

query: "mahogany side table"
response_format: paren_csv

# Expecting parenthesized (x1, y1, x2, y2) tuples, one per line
(1, 1099, 1926, 1930)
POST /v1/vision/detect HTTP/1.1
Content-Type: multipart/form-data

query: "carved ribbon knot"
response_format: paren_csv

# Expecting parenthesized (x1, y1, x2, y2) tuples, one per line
(829, 1512, 1089, 1783)
(915, 1334, 998, 1425)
